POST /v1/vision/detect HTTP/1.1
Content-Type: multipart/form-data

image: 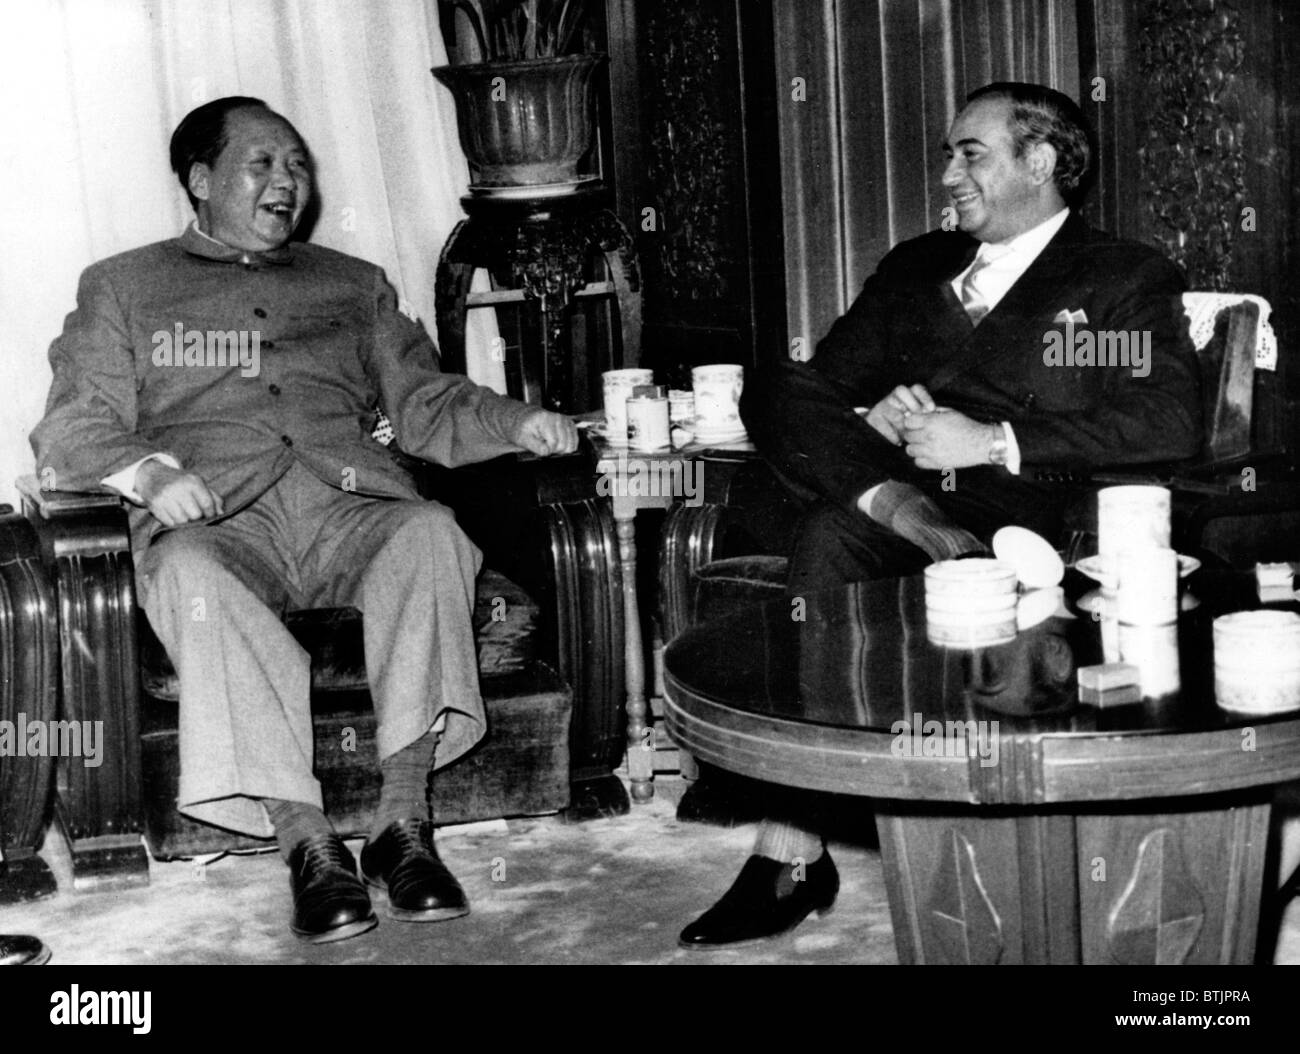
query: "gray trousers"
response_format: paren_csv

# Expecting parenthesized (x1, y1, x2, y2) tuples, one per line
(135, 461, 484, 837)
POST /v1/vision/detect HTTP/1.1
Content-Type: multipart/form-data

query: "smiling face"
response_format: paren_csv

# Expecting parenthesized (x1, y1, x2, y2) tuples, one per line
(941, 95, 1061, 244)
(188, 108, 312, 252)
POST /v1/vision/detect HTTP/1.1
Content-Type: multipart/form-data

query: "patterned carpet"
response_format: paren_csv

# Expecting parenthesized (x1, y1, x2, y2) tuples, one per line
(0, 778, 896, 965)
(5, 774, 1298, 965)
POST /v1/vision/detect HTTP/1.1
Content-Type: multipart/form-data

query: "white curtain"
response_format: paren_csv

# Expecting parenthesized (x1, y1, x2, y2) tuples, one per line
(0, 0, 503, 509)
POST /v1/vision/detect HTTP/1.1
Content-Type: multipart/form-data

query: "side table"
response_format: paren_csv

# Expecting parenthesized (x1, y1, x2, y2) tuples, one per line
(589, 431, 757, 802)
(435, 185, 641, 413)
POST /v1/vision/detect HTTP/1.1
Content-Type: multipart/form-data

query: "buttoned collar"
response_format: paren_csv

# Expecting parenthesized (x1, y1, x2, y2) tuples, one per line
(179, 221, 295, 268)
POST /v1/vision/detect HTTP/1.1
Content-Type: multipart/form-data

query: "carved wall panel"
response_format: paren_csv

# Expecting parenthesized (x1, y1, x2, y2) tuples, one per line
(605, 0, 786, 378)
(641, 0, 730, 308)
(1136, 0, 1247, 291)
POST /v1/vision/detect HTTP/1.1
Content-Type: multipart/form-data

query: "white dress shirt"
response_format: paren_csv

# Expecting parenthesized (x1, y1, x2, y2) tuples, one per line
(857, 207, 1070, 516)
(947, 207, 1071, 475)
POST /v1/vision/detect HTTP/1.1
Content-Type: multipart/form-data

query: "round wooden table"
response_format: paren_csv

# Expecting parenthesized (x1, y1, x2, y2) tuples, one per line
(662, 572, 1300, 964)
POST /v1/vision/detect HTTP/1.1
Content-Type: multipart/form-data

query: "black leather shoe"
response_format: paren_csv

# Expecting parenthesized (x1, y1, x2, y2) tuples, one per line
(361, 819, 470, 922)
(286, 834, 377, 944)
(679, 852, 839, 948)
(1, 934, 51, 966)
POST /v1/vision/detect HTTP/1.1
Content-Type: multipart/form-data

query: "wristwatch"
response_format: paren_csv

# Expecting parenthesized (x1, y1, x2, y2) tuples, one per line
(987, 422, 1009, 466)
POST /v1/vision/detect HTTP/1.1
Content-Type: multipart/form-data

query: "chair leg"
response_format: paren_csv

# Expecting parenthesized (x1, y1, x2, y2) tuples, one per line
(678, 749, 700, 782)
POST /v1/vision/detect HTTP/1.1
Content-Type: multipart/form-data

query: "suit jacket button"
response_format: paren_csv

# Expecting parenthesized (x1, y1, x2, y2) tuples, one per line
(254, 307, 268, 319)
(268, 384, 281, 396)
(281, 434, 293, 447)
(262, 340, 275, 349)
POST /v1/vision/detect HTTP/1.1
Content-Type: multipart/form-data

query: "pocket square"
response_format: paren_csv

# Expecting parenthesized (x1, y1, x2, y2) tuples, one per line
(1054, 308, 1088, 325)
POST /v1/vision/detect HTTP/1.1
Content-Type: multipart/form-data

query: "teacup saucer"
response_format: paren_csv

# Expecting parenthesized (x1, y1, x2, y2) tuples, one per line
(1074, 553, 1201, 588)
(690, 424, 749, 444)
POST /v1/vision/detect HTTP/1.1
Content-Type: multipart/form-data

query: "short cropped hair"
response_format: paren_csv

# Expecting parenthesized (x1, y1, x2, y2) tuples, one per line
(966, 82, 1094, 205)
(169, 96, 271, 210)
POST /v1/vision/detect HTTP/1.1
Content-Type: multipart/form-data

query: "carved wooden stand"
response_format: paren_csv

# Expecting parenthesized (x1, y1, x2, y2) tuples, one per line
(435, 185, 640, 413)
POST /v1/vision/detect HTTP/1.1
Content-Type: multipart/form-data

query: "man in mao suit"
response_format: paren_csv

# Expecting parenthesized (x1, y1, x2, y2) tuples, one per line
(680, 82, 1203, 948)
(32, 97, 578, 943)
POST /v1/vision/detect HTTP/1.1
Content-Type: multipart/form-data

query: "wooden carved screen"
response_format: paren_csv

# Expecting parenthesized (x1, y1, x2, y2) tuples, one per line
(773, 0, 1079, 360)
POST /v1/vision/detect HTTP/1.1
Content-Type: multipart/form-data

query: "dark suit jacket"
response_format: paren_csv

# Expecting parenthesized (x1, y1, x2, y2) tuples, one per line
(31, 226, 534, 554)
(800, 212, 1202, 505)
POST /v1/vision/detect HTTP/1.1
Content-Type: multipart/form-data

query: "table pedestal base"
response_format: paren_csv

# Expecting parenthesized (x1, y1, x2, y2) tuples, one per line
(876, 791, 1270, 965)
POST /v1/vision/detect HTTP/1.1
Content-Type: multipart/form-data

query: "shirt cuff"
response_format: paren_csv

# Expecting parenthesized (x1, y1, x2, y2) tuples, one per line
(857, 482, 885, 516)
(1001, 421, 1022, 475)
(101, 453, 181, 504)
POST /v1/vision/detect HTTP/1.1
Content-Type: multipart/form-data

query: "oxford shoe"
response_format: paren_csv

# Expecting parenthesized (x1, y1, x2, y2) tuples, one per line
(680, 851, 839, 948)
(361, 819, 470, 922)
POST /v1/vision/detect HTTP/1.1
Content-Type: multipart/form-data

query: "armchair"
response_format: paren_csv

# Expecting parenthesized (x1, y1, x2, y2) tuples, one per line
(18, 443, 630, 890)
(656, 296, 1300, 831)
(660, 295, 1297, 646)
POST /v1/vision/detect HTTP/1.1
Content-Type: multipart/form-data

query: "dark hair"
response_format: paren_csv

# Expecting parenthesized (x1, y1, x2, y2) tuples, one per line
(966, 82, 1094, 205)
(169, 96, 271, 210)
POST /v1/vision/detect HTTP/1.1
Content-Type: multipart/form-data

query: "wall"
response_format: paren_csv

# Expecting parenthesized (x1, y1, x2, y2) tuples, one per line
(0, 0, 499, 510)
(772, 0, 1079, 357)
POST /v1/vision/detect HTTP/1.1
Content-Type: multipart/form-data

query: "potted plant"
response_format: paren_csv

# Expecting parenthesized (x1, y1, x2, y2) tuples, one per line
(433, 0, 605, 189)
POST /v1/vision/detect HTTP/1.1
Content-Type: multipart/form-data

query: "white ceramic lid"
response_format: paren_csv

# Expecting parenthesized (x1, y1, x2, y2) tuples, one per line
(992, 526, 1064, 589)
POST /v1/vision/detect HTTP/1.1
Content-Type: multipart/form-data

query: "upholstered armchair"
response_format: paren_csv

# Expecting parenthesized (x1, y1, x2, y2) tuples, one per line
(660, 295, 1297, 646)
(17, 440, 630, 890)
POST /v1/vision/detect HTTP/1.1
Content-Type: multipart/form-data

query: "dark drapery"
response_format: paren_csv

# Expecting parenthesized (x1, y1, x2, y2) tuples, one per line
(773, 0, 1080, 356)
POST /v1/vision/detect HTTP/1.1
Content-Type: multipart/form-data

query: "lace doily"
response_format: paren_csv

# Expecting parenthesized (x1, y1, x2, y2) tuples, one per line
(1182, 292, 1277, 371)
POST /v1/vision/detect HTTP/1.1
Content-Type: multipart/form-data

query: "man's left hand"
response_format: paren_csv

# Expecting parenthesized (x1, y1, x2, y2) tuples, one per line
(901, 410, 995, 470)
(513, 408, 579, 457)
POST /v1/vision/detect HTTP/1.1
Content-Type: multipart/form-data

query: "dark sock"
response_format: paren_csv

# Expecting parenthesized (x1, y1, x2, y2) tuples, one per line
(370, 730, 440, 840)
(265, 799, 335, 863)
(865, 481, 986, 562)
(753, 820, 825, 865)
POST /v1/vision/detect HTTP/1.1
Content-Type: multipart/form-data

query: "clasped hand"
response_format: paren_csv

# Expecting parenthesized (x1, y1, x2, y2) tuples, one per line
(864, 384, 993, 470)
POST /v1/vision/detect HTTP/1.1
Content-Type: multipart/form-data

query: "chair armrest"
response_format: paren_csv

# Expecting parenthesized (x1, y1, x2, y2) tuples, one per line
(658, 455, 801, 642)
(17, 474, 124, 516)
(16, 474, 132, 564)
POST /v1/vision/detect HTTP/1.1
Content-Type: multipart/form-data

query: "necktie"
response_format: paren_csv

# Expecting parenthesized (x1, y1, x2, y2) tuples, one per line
(959, 251, 993, 326)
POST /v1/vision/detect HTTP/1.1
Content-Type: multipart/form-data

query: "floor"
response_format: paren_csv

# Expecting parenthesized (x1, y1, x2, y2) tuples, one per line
(3, 774, 1299, 965)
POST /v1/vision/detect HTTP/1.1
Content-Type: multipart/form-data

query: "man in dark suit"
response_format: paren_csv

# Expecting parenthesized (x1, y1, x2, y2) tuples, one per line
(32, 97, 577, 943)
(680, 82, 1202, 948)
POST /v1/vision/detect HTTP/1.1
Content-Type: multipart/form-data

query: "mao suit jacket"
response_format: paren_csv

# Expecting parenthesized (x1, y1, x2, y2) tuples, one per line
(32, 226, 534, 555)
(801, 211, 1202, 508)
